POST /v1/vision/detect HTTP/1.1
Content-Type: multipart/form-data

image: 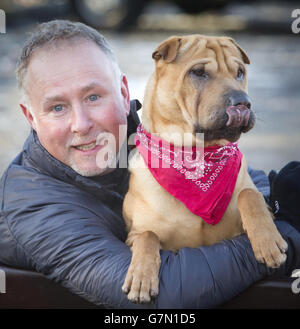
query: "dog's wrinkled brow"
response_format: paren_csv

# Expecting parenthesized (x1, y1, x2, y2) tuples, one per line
(233, 58, 244, 66)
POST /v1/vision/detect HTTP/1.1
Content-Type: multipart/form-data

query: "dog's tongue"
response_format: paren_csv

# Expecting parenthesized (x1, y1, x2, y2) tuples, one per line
(226, 105, 250, 127)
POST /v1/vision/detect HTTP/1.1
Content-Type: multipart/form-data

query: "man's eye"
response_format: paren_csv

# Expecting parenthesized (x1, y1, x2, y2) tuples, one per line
(51, 105, 63, 112)
(88, 94, 99, 102)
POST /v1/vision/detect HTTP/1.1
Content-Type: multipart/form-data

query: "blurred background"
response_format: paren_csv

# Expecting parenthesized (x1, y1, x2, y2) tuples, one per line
(0, 0, 300, 176)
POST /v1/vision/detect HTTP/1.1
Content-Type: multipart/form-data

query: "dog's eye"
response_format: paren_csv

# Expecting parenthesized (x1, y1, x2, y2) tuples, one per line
(237, 67, 244, 80)
(191, 68, 209, 79)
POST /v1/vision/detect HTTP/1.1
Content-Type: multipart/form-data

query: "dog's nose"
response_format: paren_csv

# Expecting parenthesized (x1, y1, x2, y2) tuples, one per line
(226, 90, 251, 109)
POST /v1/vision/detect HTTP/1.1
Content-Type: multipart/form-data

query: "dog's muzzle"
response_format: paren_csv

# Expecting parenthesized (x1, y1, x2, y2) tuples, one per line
(193, 90, 254, 142)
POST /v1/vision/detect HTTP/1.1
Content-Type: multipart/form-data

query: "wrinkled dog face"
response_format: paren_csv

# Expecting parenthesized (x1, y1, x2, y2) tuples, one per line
(152, 35, 256, 142)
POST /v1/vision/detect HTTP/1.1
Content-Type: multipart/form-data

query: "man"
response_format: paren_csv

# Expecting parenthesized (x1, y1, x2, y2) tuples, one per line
(0, 20, 299, 308)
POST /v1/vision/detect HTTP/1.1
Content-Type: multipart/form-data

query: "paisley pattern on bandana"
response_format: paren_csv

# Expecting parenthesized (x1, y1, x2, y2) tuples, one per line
(135, 124, 243, 225)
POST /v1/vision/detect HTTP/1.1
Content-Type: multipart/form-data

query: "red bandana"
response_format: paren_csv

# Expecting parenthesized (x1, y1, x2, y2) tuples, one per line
(135, 124, 243, 225)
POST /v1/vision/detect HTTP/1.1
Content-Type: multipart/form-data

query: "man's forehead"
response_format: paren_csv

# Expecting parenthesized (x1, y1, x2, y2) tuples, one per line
(26, 42, 113, 85)
(22, 43, 121, 108)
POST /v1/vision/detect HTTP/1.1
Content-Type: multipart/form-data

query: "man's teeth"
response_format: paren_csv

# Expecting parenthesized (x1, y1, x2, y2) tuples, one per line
(75, 142, 96, 151)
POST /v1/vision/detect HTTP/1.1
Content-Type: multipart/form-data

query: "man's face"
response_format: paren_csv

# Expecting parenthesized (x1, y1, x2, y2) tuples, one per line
(21, 40, 130, 176)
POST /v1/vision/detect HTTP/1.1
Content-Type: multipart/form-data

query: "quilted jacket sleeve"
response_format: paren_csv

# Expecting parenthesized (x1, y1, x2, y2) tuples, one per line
(158, 220, 300, 308)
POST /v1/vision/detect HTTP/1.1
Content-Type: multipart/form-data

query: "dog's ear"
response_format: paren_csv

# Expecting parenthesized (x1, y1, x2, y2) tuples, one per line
(227, 37, 250, 64)
(152, 37, 181, 63)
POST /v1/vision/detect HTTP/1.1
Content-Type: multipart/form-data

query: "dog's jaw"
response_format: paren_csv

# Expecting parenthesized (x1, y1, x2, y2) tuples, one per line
(193, 109, 256, 144)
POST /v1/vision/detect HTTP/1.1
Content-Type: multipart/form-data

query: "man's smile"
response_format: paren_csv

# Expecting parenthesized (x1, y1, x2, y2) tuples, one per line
(72, 141, 102, 154)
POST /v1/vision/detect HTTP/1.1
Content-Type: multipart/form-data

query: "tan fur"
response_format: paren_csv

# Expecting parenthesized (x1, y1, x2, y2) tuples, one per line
(122, 35, 288, 304)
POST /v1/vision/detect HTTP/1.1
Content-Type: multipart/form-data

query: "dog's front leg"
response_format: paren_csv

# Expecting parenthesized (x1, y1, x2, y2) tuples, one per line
(238, 188, 288, 268)
(122, 231, 161, 303)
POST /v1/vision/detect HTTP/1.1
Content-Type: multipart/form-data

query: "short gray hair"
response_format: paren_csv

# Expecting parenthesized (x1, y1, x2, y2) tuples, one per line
(16, 20, 119, 94)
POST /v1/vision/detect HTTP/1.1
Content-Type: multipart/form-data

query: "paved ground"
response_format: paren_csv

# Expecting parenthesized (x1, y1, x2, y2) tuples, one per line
(1, 4, 300, 176)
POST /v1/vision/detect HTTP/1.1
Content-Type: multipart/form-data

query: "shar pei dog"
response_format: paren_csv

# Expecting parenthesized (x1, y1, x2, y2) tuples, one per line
(122, 35, 288, 303)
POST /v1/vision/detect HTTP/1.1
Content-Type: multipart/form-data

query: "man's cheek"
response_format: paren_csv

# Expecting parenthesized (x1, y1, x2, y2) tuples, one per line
(45, 133, 70, 161)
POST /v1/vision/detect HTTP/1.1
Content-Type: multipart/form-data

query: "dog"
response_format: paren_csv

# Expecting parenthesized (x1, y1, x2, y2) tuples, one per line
(122, 35, 288, 304)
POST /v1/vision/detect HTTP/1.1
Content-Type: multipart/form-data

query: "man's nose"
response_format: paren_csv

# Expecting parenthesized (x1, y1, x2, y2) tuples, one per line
(70, 104, 93, 135)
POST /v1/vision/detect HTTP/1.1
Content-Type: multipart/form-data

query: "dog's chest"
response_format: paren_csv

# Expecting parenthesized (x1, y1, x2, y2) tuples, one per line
(125, 152, 245, 250)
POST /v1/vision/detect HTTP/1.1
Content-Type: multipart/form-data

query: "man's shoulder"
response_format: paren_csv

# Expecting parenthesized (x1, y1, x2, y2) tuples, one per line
(0, 150, 127, 265)
(0, 153, 95, 213)
(0, 150, 126, 225)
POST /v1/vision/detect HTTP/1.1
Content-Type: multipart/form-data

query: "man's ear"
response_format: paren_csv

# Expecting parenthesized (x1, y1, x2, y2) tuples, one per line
(20, 104, 37, 130)
(120, 74, 130, 116)
(152, 36, 181, 63)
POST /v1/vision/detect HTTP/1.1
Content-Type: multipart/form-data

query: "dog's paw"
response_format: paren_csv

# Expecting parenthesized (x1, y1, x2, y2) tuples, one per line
(122, 254, 160, 304)
(250, 230, 288, 268)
